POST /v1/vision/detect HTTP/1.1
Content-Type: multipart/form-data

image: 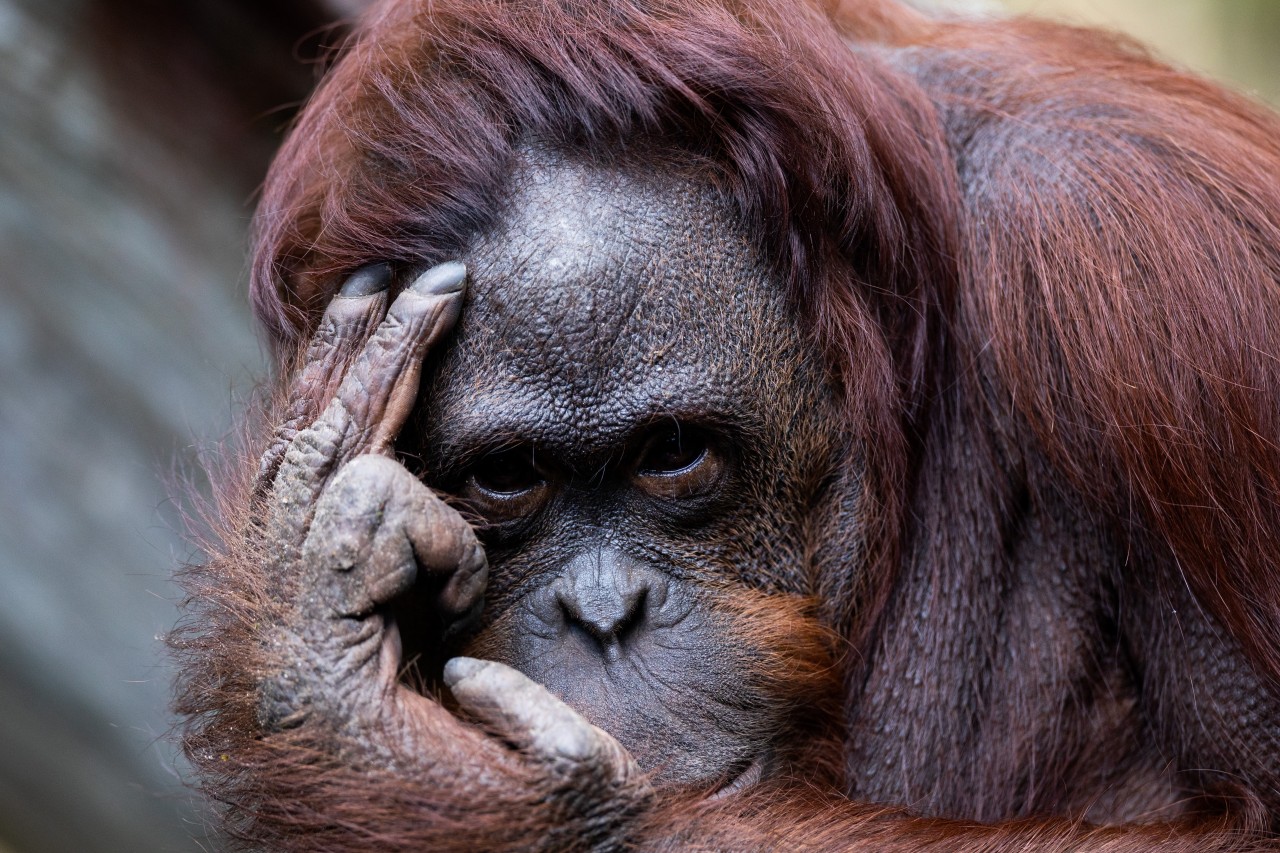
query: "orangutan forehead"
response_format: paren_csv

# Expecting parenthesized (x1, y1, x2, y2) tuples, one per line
(453, 160, 796, 386)
(423, 156, 820, 456)
(461, 155, 785, 354)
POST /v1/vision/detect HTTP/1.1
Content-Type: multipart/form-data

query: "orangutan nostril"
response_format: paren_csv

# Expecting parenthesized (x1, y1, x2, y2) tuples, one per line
(554, 550, 656, 661)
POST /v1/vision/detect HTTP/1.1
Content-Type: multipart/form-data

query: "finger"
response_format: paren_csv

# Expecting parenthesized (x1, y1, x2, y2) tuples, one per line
(256, 263, 393, 492)
(435, 534, 488, 619)
(330, 261, 467, 458)
(268, 262, 465, 539)
(302, 455, 486, 618)
(396, 464, 488, 618)
(444, 657, 636, 782)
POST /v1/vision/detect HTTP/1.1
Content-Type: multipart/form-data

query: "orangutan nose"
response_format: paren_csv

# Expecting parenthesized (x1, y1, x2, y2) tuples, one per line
(553, 549, 661, 662)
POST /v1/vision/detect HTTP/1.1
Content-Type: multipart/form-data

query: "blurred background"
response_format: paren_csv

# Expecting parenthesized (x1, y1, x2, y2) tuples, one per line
(0, 0, 1276, 850)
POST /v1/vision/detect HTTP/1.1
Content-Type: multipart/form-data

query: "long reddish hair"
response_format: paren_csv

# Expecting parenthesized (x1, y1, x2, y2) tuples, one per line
(248, 0, 1280, 702)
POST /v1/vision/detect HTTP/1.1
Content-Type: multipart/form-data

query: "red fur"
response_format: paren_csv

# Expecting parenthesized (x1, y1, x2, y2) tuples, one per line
(176, 0, 1280, 848)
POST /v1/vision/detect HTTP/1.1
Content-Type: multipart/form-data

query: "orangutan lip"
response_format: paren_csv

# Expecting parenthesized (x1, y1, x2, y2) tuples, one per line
(708, 756, 764, 800)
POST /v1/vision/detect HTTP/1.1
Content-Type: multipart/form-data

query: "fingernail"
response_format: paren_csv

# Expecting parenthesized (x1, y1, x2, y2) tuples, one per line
(409, 261, 467, 296)
(442, 656, 484, 687)
(339, 262, 393, 297)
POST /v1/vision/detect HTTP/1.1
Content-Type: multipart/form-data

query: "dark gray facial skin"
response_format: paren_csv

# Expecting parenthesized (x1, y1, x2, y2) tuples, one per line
(399, 155, 849, 790)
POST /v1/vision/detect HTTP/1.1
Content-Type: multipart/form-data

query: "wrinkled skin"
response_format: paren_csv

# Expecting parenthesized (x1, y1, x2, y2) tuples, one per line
(250, 156, 847, 832)
(210, 147, 1280, 851)
(249, 256, 649, 845)
(405, 158, 848, 788)
(184, 0, 1280, 843)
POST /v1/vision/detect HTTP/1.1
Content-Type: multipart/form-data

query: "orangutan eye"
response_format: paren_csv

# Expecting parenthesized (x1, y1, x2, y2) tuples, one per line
(638, 424, 708, 475)
(634, 424, 722, 499)
(468, 446, 545, 497)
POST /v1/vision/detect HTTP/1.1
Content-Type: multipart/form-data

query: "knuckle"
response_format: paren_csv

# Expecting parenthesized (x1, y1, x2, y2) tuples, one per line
(307, 332, 340, 362)
(540, 718, 600, 765)
(305, 459, 426, 611)
(331, 451, 400, 487)
(257, 667, 310, 732)
(290, 416, 344, 467)
(380, 310, 409, 336)
(255, 620, 388, 732)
